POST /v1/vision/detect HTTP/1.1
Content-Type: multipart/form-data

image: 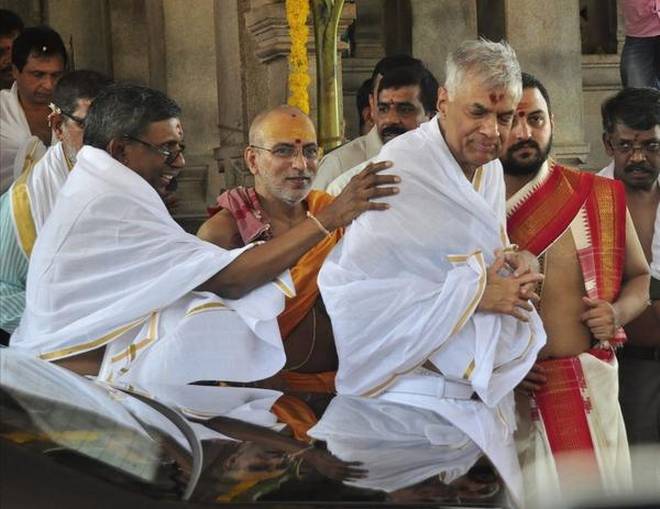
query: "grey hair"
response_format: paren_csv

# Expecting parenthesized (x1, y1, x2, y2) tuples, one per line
(445, 39, 522, 103)
(83, 84, 181, 150)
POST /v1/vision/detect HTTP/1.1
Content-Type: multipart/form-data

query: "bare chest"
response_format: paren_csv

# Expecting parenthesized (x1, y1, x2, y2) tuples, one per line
(538, 228, 592, 357)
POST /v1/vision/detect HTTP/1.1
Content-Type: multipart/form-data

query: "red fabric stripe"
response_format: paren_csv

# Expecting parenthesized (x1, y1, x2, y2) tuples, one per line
(507, 164, 594, 256)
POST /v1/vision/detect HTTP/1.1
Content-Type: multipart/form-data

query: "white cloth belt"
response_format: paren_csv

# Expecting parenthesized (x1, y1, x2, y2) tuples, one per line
(386, 368, 475, 400)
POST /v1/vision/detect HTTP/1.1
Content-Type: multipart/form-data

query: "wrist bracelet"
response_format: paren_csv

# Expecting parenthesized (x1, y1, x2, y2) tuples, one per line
(306, 211, 331, 236)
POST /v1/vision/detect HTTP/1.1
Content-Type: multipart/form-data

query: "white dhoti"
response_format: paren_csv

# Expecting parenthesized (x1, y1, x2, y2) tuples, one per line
(10, 146, 288, 386)
(515, 349, 632, 508)
(318, 116, 546, 506)
(0, 83, 48, 193)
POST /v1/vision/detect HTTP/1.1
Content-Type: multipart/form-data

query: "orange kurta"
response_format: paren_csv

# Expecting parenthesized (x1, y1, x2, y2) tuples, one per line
(277, 191, 343, 339)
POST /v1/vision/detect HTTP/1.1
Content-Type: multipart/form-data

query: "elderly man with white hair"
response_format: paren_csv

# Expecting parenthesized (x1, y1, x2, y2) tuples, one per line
(317, 39, 546, 506)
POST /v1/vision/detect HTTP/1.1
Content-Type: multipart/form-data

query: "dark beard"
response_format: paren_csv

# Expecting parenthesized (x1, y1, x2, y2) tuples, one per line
(501, 135, 553, 176)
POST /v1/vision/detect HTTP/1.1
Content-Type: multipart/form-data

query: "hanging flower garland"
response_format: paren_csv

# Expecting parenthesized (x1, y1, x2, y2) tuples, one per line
(285, 0, 310, 114)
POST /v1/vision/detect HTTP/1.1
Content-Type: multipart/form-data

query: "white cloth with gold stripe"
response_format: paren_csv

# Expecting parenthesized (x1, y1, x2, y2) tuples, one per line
(308, 392, 484, 493)
(10, 146, 288, 386)
(0, 82, 48, 193)
(0, 139, 62, 332)
(318, 116, 546, 506)
(12, 139, 71, 237)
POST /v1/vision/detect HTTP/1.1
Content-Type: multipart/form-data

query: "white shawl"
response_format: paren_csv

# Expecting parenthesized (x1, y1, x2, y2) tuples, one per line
(24, 141, 71, 231)
(11, 146, 288, 385)
(0, 83, 48, 193)
(308, 395, 482, 493)
(599, 161, 660, 279)
(318, 117, 546, 506)
(320, 117, 545, 401)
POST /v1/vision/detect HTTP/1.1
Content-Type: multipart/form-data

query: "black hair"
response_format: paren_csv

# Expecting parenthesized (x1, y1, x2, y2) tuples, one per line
(521, 72, 551, 113)
(0, 9, 23, 37)
(601, 87, 660, 134)
(11, 25, 67, 71)
(52, 70, 113, 116)
(377, 65, 439, 115)
(356, 77, 373, 131)
(372, 54, 424, 79)
(84, 84, 181, 149)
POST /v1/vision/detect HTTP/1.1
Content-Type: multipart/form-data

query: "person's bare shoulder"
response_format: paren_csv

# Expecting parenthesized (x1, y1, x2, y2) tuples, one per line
(197, 209, 243, 249)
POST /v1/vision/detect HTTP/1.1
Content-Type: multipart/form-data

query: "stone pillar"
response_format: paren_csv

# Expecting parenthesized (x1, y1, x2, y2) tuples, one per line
(412, 0, 478, 84)
(162, 0, 218, 231)
(212, 0, 250, 197)
(107, 0, 166, 90)
(0, 0, 42, 25)
(342, 0, 387, 140)
(503, 0, 590, 165)
(616, 0, 626, 54)
(213, 0, 354, 191)
(45, 0, 113, 75)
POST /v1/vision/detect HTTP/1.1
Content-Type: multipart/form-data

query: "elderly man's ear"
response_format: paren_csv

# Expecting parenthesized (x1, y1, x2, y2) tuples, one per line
(243, 145, 260, 177)
(48, 111, 66, 142)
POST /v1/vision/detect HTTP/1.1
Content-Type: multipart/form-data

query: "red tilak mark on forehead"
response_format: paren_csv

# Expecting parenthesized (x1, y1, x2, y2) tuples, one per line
(294, 138, 301, 143)
(517, 111, 526, 117)
(290, 113, 297, 118)
(489, 93, 504, 104)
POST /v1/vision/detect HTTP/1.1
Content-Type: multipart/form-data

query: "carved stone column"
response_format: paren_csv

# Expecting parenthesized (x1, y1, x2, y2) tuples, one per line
(107, 0, 166, 90)
(503, 0, 590, 166)
(212, 0, 251, 198)
(412, 0, 478, 84)
(341, 0, 388, 140)
(213, 0, 355, 193)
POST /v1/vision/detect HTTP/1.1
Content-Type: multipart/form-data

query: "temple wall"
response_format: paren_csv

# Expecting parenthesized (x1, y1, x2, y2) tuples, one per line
(0, 0, 623, 231)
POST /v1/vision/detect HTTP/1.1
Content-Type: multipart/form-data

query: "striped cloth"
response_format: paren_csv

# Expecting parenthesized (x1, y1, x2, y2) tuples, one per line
(0, 191, 29, 333)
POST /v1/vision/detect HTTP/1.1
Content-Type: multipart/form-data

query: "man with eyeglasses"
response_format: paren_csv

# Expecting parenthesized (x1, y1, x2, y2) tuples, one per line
(598, 87, 660, 447)
(325, 65, 438, 196)
(0, 26, 66, 194)
(10, 87, 397, 396)
(501, 73, 648, 502)
(0, 70, 112, 346)
(198, 104, 397, 409)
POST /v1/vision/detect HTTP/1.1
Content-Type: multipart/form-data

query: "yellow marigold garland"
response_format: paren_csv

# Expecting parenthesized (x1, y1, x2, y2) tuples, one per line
(286, 0, 310, 114)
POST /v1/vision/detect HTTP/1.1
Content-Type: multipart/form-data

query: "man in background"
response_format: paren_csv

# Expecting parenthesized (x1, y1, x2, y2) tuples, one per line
(0, 8, 23, 90)
(599, 87, 660, 445)
(312, 54, 425, 190)
(0, 70, 112, 344)
(0, 26, 66, 193)
(327, 65, 437, 195)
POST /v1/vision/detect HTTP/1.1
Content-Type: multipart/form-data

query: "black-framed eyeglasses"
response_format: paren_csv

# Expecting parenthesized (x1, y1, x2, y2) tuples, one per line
(250, 144, 319, 161)
(123, 135, 185, 165)
(49, 102, 85, 128)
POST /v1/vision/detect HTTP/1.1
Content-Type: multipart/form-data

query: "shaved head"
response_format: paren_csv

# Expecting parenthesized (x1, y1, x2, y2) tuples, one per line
(248, 105, 316, 147)
(245, 105, 319, 206)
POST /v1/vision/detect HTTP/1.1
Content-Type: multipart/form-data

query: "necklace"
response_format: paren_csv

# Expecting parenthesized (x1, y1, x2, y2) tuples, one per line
(284, 307, 317, 371)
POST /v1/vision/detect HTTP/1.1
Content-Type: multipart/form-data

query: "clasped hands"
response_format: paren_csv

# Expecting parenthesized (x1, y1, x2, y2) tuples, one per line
(477, 248, 543, 322)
